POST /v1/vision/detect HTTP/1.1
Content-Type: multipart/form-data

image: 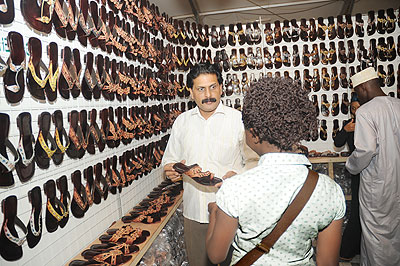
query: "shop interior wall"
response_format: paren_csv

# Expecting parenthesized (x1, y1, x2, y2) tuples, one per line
(0, 0, 189, 265)
(1, 2, 399, 265)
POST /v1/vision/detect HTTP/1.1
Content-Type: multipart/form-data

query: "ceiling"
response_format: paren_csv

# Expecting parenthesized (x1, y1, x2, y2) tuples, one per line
(149, 0, 399, 26)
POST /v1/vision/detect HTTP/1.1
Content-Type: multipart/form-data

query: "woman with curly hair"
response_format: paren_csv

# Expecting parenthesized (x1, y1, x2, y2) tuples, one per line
(206, 77, 346, 265)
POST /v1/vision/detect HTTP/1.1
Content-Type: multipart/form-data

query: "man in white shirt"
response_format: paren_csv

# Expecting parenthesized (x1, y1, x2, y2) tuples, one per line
(162, 63, 246, 266)
(346, 67, 400, 266)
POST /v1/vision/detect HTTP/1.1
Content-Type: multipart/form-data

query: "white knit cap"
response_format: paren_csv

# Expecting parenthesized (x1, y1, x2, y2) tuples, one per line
(350, 67, 378, 88)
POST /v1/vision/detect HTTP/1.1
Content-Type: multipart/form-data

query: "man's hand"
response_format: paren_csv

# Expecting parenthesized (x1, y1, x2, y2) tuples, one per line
(215, 171, 237, 188)
(344, 119, 355, 132)
(164, 159, 186, 182)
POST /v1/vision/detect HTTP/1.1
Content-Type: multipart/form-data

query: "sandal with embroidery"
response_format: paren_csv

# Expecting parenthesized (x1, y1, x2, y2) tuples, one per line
(3, 31, 25, 104)
(93, 162, 109, 204)
(26, 186, 42, 248)
(71, 170, 89, 218)
(84, 166, 94, 208)
(0, 0, 14, 24)
(58, 46, 72, 99)
(108, 107, 120, 148)
(26, 37, 48, 101)
(43, 42, 59, 102)
(21, 0, 54, 33)
(52, 110, 69, 165)
(66, 110, 85, 159)
(71, 48, 82, 98)
(52, 0, 68, 38)
(43, 179, 66, 233)
(80, 109, 93, 154)
(99, 227, 148, 245)
(173, 162, 222, 186)
(0, 195, 27, 261)
(89, 243, 139, 256)
(35, 112, 56, 169)
(0, 113, 18, 187)
(112, 155, 125, 189)
(100, 109, 112, 149)
(81, 52, 95, 100)
(104, 158, 117, 195)
(56, 175, 70, 228)
(15, 112, 35, 182)
(64, 0, 78, 40)
(89, 109, 106, 153)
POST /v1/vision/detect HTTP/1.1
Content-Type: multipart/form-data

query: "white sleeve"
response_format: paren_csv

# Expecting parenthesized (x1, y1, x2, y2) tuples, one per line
(346, 111, 377, 175)
(161, 118, 183, 167)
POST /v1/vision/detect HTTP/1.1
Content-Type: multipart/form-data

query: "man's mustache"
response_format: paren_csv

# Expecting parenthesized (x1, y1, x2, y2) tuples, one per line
(202, 98, 217, 104)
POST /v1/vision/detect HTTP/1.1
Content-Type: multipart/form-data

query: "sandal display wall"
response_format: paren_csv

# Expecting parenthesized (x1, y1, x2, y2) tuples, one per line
(207, 9, 400, 153)
(0, 0, 190, 264)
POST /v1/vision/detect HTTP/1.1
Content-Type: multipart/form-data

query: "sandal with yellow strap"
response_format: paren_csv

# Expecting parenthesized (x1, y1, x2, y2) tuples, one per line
(35, 112, 57, 169)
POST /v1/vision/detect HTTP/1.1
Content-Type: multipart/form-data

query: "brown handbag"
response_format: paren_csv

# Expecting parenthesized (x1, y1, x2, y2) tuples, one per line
(234, 169, 319, 266)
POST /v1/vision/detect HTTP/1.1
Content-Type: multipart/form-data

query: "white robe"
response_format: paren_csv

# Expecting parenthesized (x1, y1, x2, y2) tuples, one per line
(346, 96, 400, 266)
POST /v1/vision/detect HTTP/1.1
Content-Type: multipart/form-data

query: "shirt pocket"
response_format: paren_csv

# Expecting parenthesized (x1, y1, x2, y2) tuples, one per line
(209, 135, 239, 166)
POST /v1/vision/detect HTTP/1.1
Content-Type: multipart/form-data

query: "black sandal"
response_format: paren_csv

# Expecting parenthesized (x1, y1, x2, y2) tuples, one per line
(15, 112, 35, 182)
(0, 195, 27, 261)
(0, 113, 19, 187)
(34, 112, 57, 169)
(44, 179, 66, 233)
(26, 186, 42, 248)
(56, 175, 70, 228)
(3, 31, 25, 104)
(52, 110, 69, 165)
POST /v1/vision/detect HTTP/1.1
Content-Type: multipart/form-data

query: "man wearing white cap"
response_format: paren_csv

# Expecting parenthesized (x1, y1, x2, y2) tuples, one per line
(346, 67, 400, 266)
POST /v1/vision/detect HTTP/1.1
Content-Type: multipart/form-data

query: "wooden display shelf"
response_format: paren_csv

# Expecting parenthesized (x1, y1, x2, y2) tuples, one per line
(309, 156, 348, 180)
(67, 192, 183, 266)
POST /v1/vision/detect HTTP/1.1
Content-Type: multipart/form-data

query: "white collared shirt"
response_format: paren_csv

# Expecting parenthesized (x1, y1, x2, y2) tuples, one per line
(161, 102, 245, 223)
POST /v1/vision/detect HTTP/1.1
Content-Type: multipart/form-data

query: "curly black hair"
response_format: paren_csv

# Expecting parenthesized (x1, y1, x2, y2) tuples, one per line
(242, 77, 318, 151)
(186, 62, 223, 89)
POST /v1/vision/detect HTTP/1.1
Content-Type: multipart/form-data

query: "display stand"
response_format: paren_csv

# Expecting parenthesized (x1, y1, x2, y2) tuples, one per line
(67, 192, 183, 266)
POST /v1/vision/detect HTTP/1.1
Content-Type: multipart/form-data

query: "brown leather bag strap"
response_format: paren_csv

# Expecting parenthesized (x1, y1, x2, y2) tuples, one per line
(234, 169, 319, 266)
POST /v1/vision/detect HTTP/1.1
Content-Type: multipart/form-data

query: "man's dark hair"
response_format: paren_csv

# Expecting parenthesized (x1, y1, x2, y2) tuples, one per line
(242, 77, 318, 151)
(186, 63, 223, 89)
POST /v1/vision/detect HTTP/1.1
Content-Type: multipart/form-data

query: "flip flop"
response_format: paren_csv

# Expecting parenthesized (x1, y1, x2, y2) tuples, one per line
(80, 110, 93, 154)
(71, 48, 82, 98)
(83, 166, 94, 207)
(173, 162, 222, 186)
(71, 170, 88, 218)
(95, 54, 106, 99)
(52, 110, 69, 165)
(93, 162, 108, 204)
(26, 37, 47, 101)
(52, 0, 68, 38)
(15, 112, 35, 182)
(112, 155, 124, 191)
(76, 0, 91, 47)
(0, 195, 27, 261)
(43, 179, 65, 233)
(58, 46, 72, 99)
(81, 52, 94, 100)
(0, 113, 19, 187)
(20, 0, 54, 33)
(3, 31, 25, 104)
(56, 175, 70, 228)
(26, 186, 42, 248)
(104, 158, 117, 195)
(0, 0, 14, 24)
(43, 42, 58, 102)
(65, 0, 78, 40)
(107, 107, 120, 148)
(66, 110, 85, 159)
(89, 109, 105, 153)
(34, 112, 57, 169)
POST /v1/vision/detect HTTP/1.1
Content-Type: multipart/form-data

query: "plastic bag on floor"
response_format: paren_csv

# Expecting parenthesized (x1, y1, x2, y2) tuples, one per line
(139, 204, 188, 266)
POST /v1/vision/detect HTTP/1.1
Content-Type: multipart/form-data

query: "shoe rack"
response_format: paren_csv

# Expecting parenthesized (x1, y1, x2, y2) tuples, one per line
(0, 0, 191, 264)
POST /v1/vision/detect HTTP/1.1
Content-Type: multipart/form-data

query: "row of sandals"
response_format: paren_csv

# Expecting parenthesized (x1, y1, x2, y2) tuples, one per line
(69, 179, 182, 266)
(1, 31, 180, 104)
(0, 168, 182, 262)
(210, 37, 400, 73)
(0, 103, 186, 186)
